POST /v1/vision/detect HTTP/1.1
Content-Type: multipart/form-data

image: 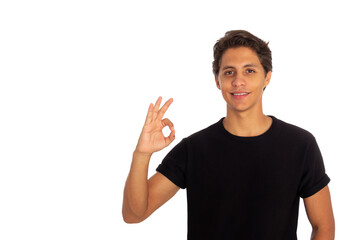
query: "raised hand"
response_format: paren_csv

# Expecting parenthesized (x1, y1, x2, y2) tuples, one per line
(135, 97, 175, 156)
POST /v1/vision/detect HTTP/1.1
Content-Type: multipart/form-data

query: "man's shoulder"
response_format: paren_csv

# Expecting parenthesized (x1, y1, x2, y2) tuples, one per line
(275, 116, 316, 143)
(182, 116, 317, 144)
(185, 118, 222, 142)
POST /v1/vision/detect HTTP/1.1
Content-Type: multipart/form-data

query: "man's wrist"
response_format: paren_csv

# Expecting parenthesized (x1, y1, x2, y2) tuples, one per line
(133, 149, 153, 159)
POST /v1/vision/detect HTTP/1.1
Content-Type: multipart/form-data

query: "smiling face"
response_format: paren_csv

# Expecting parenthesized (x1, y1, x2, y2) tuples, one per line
(215, 47, 272, 114)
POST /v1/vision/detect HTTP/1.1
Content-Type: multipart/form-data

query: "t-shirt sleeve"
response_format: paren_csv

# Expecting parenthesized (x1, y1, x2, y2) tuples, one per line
(156, 138, 187, 189)
(298, 137, 330, 198)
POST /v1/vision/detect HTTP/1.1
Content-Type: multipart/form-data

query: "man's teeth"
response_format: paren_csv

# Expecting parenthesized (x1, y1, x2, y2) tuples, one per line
(233, 93, 248, 96)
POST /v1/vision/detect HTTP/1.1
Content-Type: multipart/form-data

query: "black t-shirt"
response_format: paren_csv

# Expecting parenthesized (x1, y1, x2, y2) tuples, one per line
(156, 116, 330, 240)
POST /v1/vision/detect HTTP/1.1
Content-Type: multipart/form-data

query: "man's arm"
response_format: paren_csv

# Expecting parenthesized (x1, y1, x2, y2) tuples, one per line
(123, 168, 180, 223)
(122, 97, 179, 223)
(303, 185, 335, 240)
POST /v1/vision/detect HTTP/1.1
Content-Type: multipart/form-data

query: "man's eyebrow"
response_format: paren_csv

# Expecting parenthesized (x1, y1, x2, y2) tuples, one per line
(243, 63, 260, 69)
(221, 66, 235, 71)
(221, 64, 260, 71)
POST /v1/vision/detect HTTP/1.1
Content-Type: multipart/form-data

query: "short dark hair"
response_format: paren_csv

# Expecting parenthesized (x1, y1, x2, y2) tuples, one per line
(212, 30, 272, 77)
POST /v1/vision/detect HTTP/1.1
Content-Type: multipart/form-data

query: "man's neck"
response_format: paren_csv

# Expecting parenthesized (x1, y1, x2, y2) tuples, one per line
(223, 109, 272, 137)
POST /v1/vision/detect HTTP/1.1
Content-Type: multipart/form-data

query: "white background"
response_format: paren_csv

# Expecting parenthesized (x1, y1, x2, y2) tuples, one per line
(1, 0, 359, 239)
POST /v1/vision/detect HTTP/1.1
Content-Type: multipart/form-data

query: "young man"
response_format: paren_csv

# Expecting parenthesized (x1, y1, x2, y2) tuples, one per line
(122, 30, 335, 239)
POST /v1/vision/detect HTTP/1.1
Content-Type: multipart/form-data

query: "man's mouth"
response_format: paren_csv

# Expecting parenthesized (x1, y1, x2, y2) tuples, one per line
(231, 92, 250, 96)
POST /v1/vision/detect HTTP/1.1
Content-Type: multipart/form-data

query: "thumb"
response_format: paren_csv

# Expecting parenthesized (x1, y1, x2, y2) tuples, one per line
(161, 118, 175, 146)
(164, 129, 175, 147)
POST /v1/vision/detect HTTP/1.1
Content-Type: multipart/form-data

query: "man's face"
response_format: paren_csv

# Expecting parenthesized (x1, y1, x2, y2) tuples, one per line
(215, 47, 271, 114)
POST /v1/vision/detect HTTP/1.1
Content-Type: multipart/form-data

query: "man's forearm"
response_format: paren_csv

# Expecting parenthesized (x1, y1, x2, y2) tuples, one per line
(122, 151, 152, 221)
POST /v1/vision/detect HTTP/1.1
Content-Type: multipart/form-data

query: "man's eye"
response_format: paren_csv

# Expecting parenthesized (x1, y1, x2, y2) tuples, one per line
(225, 71, 233, 75)
(246, 69, 255, 73)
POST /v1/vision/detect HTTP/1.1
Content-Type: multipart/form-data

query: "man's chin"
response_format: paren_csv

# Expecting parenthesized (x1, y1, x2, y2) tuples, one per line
(226, 103, 250, 113)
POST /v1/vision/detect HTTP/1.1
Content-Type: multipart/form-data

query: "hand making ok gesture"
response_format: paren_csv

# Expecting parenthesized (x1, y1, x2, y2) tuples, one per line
(135, 97, 175, 156)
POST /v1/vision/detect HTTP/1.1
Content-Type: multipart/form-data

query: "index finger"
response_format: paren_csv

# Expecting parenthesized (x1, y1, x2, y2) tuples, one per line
(157, 98, 173, 120)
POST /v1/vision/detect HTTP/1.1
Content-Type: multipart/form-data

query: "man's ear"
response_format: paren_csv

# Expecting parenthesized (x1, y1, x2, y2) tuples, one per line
(215, 75, 221, 90)
(264, 71, 272, 88)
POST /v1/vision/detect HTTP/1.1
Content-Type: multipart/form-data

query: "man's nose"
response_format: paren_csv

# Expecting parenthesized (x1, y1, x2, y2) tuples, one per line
(232, 74, 246, 87)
